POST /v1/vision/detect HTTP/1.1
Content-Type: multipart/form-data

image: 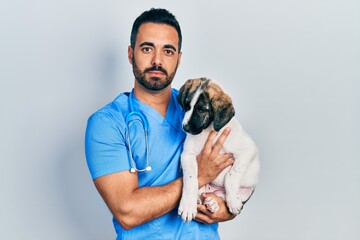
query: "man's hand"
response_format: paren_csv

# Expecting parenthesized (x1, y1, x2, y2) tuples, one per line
(197, 128, 234, 188)
(195, 193, 236, 224)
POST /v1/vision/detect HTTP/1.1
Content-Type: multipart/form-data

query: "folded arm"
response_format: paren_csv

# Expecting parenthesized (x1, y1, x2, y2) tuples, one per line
(93, 129, 234, 230)
(94, 171, 183, 230)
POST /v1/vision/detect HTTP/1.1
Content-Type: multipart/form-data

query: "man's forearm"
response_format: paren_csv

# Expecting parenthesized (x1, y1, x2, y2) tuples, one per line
(113, 177, 183, 230)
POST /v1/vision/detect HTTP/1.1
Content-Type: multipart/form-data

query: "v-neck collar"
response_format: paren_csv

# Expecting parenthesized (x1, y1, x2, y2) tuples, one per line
(129, 89, 183, 130)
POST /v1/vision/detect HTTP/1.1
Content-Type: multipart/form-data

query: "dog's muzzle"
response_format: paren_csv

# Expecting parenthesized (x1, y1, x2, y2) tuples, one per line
(182, 123, 191, 133)
(182, 123, 203, 135)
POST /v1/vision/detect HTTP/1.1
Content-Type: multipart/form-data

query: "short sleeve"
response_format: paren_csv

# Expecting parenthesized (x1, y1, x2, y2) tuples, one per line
(85, 113, 130, 180)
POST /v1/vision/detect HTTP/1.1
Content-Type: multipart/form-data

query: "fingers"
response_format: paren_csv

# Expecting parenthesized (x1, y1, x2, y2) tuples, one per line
(203, 128, 231, 155)
(217, 153, 235, 169)
(211, 128, 234, 168)
(195, 204, 215, 224)
(212, 128, 231, 153)
(201, 192, 219, 200)
(203, 130, 218, 155)
(195, 198, 235, 224)
(197, 127, 233, 187)
(196, 193, 236, 224)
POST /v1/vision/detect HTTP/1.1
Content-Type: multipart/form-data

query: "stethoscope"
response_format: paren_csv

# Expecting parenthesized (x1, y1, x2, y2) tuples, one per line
(125, 91, 152, 173)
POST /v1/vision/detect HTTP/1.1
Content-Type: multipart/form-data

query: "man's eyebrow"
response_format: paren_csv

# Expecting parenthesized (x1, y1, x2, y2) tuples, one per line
(139, 42, 155, 48)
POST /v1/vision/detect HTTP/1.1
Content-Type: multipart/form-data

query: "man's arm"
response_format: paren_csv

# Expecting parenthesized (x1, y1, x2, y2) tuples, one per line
(93, 129, 233, 230)
(94, 171, 183, 230)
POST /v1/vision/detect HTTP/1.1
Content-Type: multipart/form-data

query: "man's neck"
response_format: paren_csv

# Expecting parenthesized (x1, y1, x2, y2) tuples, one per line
(133, 81, 172, 117)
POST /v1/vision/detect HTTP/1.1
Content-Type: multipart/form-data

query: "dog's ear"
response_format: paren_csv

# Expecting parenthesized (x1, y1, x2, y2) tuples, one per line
(177, 78, 203, 111)
(205, 81, 235, 131)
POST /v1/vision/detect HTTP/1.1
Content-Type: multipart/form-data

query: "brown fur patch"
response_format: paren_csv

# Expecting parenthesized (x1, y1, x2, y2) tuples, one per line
(204, 81, 235, 131)
(206, 82, 233, 108)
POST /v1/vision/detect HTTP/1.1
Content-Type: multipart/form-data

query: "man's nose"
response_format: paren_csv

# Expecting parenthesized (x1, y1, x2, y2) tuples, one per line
(151, 50, 163, 66)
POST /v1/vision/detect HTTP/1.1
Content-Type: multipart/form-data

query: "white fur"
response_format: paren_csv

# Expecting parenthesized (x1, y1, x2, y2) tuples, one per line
(178, 90, 260, 222)
(182, 85, 203, 125)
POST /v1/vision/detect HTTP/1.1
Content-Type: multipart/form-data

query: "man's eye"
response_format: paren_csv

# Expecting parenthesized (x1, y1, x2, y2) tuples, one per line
(142, 47, 152, 53)
(164, 50, 174, 55)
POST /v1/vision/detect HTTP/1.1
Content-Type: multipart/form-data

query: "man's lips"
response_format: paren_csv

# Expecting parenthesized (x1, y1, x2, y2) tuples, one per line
(144, 65, 167, 76)
(148, 70, 165, 76)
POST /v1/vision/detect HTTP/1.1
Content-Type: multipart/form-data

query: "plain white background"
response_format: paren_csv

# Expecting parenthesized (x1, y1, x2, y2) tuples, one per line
(1, 0, 359, 239)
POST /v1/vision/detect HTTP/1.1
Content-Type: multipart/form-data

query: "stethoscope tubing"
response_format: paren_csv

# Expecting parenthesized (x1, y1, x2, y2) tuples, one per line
(125, 91, 152, 172)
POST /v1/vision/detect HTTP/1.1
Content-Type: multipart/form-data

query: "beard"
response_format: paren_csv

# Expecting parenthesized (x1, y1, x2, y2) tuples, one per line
(132, 56, 178, 91)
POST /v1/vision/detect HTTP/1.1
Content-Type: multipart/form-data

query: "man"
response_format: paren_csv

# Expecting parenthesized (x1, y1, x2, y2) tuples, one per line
(85, 8, 235, 239)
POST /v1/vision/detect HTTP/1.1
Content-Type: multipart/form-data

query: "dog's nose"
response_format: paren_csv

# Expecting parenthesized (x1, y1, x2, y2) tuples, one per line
(183, 124, 190, 132)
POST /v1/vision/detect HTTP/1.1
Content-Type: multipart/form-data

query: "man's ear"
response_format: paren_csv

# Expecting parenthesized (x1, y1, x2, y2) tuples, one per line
(177, 51, 182, 66)
(128, 46, 133, 64)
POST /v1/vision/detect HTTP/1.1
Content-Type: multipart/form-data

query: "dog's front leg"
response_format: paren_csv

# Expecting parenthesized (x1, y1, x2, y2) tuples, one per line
(224, 148, 257, 215)
(178, 151, 199, 222)
(224, 156, 245, 215)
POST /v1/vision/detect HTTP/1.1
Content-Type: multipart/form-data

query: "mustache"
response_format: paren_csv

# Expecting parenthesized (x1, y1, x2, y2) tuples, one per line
(144, 65, 168, 75)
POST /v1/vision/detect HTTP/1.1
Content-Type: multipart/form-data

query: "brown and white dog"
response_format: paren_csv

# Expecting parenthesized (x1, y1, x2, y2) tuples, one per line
(177, 77, 260, 222)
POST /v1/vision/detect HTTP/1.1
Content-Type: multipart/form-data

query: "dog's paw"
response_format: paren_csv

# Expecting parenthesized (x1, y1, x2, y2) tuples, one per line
(178, 197, 197, 222)
(203, 196, 219, 213)
(226, 193, 243, 215)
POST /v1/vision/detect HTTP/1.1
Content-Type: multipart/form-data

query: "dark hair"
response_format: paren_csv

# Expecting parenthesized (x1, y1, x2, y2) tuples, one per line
(130, 8, 182, 51)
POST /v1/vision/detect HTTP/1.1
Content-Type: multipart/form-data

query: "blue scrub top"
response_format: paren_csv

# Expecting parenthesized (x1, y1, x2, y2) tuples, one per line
(85, 89, 220, 240)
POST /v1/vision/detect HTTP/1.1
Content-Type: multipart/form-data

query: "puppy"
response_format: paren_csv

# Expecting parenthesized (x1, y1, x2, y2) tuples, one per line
(177, 77, 260, 222)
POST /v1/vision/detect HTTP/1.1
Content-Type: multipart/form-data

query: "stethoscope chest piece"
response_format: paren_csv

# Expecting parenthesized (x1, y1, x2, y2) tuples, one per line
(130, 166, 152, 173)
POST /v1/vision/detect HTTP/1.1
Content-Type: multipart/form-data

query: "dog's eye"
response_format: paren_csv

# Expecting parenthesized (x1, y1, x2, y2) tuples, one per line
(196, 105, 208, 113)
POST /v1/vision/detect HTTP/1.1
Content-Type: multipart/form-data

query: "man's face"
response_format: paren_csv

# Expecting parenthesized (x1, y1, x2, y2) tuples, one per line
(128, 23, 182, 91)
